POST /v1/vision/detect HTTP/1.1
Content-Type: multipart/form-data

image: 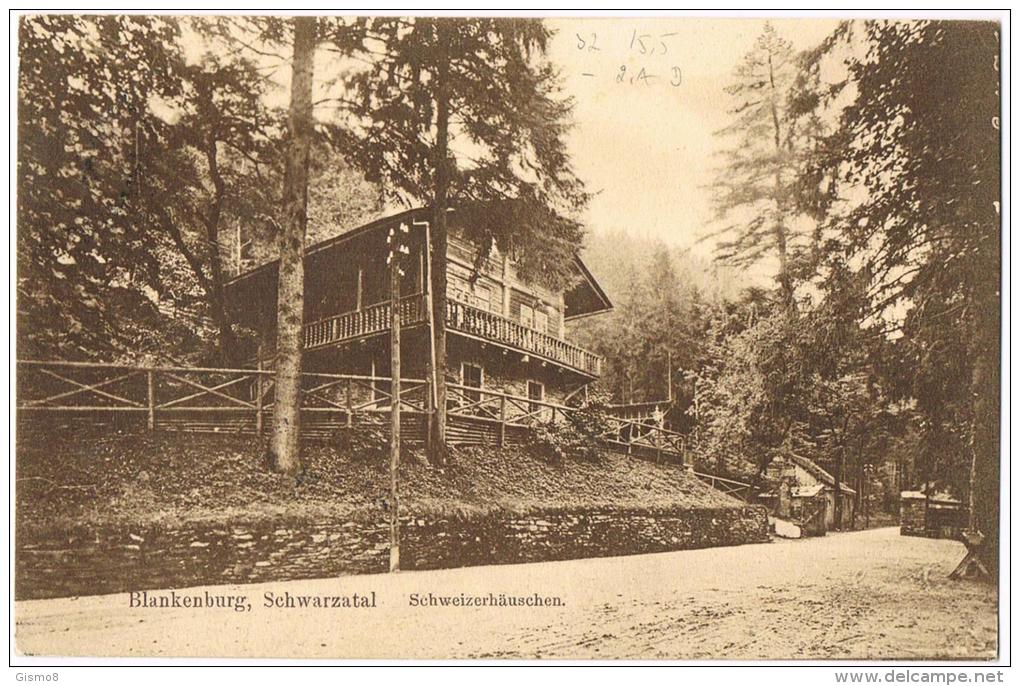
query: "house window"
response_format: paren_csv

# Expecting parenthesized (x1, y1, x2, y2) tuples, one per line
(534, 309, 549, 334)
(472, 284, 492, 312)
(527, 380, 544, 412)
(520, 302, 549, 334)
(520, 303, 535, 329)
(449, 274, 470, 304)
(462, 363, 483, 402)
(451, 275, 499, 314)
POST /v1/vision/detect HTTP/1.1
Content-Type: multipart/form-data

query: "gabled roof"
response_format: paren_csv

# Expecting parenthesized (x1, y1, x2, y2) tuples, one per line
(225, 207, 612, 320)
(225, 207, 426, 289)
(791, 484, 826, 499)
(565, 255, 613, 320)
(789, 453, 857, 496)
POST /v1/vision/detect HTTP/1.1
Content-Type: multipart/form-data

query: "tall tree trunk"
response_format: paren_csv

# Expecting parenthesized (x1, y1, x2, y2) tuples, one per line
(427, 27, 451, 466)
(268, 16, 316, 475)
(203, 136, 238, 364)
(968, 273, 1000, 574)
(766, 49, 793, 306)
(832, 447, 844, 531)
(831, 415, 849, 530)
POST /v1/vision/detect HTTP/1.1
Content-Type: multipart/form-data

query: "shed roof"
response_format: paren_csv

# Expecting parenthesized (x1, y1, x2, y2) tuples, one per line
(900, 491, 962, 505)
(789, 453, 857, 496)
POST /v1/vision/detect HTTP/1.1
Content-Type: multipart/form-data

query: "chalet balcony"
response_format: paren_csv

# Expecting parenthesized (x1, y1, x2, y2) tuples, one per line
(446, 300, 602, 377)
(303, 294, 427, 349)
(302, 294, 602, 377)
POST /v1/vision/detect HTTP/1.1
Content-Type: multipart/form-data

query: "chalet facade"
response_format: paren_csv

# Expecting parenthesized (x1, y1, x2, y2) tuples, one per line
(224, 208, 612, 408)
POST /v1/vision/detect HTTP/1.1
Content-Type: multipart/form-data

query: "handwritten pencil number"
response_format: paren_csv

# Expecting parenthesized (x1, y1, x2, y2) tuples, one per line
(576, 33, 599, 52)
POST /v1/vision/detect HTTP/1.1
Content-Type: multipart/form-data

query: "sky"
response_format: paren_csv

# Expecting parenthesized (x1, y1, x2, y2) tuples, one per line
(178, 17, 839, 269)
(544, 17, 839, 258)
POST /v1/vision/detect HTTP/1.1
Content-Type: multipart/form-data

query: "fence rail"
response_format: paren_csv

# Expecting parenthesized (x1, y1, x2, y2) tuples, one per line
(692, 471, 755, 502)
(16, 360, 429, 433)
(17, 360, 683, 454)
(17, 360, 752, 500)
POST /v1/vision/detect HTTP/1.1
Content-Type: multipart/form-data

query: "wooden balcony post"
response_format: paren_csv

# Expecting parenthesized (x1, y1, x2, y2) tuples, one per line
(146, 369, 156, 431)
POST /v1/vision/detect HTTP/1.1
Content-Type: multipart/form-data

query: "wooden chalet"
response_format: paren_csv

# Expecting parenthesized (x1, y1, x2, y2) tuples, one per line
(224, 207, 613, 408)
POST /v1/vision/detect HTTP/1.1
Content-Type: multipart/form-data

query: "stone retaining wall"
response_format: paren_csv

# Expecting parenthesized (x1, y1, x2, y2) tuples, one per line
(16, 505, 769, 600)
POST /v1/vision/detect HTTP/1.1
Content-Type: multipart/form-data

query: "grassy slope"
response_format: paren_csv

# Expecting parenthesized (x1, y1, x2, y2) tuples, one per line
(16, 427, 743, 533)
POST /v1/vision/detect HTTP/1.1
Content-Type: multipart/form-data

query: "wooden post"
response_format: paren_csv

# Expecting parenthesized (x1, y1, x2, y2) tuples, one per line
(346, 377, 353, 428)
(388, 225, 404, 574)
(255, 349, 264, 435)
(425, 374, 434, 438)
(418, 219, 441, 455)
(501, 254, 509, 315)
(666, 350, 673, 403)
(498, 395, 507, 448)
(146, 370, 156, 431)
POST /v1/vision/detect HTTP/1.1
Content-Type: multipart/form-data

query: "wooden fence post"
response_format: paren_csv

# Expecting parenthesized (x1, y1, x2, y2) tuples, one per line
(498, 395, 507, 448)
(146, 370, 156, 431)
(346, 377, 353, 428)
(255, 372, 264, 435)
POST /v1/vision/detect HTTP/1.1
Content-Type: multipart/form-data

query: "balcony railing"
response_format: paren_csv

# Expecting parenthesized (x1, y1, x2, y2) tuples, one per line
(303, 294, 427, 350)
(446, 300, 602, 376)
(301, 293, 602, 377)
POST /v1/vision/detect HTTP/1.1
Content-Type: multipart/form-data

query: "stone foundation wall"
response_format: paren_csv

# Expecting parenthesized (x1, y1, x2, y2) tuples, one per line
(16, 505, 768, 601)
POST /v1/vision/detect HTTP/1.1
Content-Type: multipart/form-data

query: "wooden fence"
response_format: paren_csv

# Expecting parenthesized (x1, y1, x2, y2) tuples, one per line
(17, 360, 752, 498)
(692, 472, 756, 502)
(16, 360, 429, 438)
(446, 383, 687, 460)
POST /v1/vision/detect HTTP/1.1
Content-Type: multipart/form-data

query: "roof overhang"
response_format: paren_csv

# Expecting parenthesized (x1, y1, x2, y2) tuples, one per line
(564, 256, 613, 320)
(225, 207, 613, 323)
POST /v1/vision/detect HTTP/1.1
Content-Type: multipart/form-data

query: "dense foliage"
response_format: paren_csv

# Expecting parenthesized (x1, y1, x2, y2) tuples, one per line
(17, 18, 1000, 566)
(575, 21, 1000, 560)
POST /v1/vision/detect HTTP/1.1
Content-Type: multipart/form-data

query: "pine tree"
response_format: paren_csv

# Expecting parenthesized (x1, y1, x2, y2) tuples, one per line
(341, 17, 588, 463)
(708, 22, 816, 306)
(800, 20, 1000, 570)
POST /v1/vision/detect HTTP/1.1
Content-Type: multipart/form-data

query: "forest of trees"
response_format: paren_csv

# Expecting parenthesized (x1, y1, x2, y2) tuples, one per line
(17, 18, 1000, 568)
(573, 20, 1000, 568)
(17, 16, 586, 471)
(579, 20, 999, 566)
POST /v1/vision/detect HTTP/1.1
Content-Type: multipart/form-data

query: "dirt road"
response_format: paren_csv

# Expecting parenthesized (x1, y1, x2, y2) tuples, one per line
(15, 527, 997, 660)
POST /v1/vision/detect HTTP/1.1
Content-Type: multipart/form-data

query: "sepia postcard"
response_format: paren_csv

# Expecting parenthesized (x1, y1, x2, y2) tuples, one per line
(10, 9, 1006, 671)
